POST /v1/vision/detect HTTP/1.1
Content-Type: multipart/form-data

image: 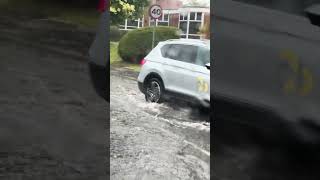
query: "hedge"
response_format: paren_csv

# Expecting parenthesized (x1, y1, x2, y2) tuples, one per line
(110, 26, 127, 42)
(118, 26, 180, 63)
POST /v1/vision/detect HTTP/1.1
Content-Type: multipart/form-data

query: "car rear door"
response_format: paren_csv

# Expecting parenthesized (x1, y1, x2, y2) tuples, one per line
(162, 44, 199, 97)
(214, 0, 302, 119)
(189, 45, 210, 101)
(214, 0, 320, 127)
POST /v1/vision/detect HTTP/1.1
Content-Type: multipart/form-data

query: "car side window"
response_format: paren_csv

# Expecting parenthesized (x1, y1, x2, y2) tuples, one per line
(177, 45, 198, 64)
(195, 47, 210, 67)
(165, 44, 198, 64)
(161, 44, 171, 58)
(164, 44, 180, 60)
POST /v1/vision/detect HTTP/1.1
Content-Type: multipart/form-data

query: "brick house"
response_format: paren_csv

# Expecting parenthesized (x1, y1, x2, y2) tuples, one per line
(119, 0, 210, 39)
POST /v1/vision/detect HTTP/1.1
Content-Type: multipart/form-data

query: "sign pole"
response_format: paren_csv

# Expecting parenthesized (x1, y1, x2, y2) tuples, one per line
(149, 4, 162, 49)
(152, 19, 155, 48)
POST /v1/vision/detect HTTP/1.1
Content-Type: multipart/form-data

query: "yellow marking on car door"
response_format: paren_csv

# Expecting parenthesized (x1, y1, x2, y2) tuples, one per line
(197, 77, 208, 93)
(300, 67, 313, 96)
(280, 50, 313, 96)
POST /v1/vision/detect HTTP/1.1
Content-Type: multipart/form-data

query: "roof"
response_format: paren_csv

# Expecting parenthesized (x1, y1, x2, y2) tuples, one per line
(162, 39, 210, 47)
(162, 7, 210, 13)
(182, 5, 209, 8)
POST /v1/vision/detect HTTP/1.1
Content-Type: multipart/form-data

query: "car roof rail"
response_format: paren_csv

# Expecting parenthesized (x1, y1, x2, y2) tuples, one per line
(164, 38, 210, 45)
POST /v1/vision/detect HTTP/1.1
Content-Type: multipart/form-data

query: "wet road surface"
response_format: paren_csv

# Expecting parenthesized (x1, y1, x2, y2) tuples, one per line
(0, 16, 106, 179)
(110, 68, 210, 179)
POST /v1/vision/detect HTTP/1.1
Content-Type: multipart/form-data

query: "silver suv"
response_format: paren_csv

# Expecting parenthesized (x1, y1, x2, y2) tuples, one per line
(138, 39, 210, 107)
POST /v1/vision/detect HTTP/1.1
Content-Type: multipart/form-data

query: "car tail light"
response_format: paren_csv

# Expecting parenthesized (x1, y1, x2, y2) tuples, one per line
(97, 0, 106, 12)
(140, 59, 147, 66)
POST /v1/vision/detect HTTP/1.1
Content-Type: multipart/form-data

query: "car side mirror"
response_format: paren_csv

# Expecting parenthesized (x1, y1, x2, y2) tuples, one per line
(305, 4, 320, 27)
(205, 63, 210, 70)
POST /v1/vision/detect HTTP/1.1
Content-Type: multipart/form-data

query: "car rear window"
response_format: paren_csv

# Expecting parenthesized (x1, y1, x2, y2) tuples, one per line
(163, 44, 198, 64)
(195, 47, 210, 66)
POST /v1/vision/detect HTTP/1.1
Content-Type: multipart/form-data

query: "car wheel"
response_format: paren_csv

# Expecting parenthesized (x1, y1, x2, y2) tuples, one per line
(198, 105, 210, 114)
(145, 78, 163, 103)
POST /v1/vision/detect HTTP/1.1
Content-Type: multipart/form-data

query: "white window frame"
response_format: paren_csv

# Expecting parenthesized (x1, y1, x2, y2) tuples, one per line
(149, 12, 170, 27)
(119, 16, 145, 31)
(148, 17, 158, 26)
(179, 12, 190, 38)
(158, 13, 170, 26)
(179, 11, 204, 39)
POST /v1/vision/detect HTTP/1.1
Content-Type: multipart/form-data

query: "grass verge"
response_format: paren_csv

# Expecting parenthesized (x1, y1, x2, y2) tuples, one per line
(110, 42, 141, 72)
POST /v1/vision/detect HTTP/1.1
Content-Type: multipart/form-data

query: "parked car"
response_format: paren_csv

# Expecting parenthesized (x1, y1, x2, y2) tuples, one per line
(88, 10, 109, 101)
(137, 39, 210, 107)
(214, 0, 320, 144)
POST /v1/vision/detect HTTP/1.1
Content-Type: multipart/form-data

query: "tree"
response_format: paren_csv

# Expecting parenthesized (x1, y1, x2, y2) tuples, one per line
(110, 0, 149, 25)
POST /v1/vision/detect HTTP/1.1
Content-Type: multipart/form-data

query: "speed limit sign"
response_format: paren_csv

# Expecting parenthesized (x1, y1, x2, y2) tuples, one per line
(149, 4, 162, 19)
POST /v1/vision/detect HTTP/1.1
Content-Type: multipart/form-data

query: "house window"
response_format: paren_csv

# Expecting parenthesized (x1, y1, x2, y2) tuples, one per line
(119, 17, 144, 30)
(150, 13, 169, 26)
(127, 19, 138, 28)
(164, 14, 169, 21)
(179, 12, 204, 39)
(190, 12, 196, 20)
(180, 14, 188, 21)
(149, 18, 157, 26)
(179, 22, 188, 34)
(179, 13, 188, 34)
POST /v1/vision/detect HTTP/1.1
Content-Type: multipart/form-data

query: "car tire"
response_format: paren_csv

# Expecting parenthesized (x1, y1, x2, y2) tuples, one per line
(145, 78, 164, 103)
(198, 104, 209, 114)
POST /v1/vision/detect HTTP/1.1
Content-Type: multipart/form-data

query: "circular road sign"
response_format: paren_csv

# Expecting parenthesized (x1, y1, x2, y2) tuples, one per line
(149, 4, 162, 20)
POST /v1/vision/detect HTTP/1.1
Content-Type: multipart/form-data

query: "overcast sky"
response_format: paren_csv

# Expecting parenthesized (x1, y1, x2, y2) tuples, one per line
(181, 0, 210, 7)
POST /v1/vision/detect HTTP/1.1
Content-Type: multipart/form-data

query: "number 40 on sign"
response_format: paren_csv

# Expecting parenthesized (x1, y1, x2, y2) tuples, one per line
(149, 4, 162, 19)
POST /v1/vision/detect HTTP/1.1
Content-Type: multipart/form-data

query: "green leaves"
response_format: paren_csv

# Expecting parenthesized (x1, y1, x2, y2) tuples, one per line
(110, 0, 149, 25)
(118, 26, 180, 63)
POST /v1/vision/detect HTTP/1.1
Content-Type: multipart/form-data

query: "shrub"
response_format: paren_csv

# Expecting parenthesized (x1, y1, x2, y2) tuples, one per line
(118, 26, 180, 63)
(110, 26, 127, 42)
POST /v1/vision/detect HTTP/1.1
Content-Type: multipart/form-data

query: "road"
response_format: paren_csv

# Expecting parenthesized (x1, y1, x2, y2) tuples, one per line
(110, 68, 210, 179)
(0, 16, 106, 179)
